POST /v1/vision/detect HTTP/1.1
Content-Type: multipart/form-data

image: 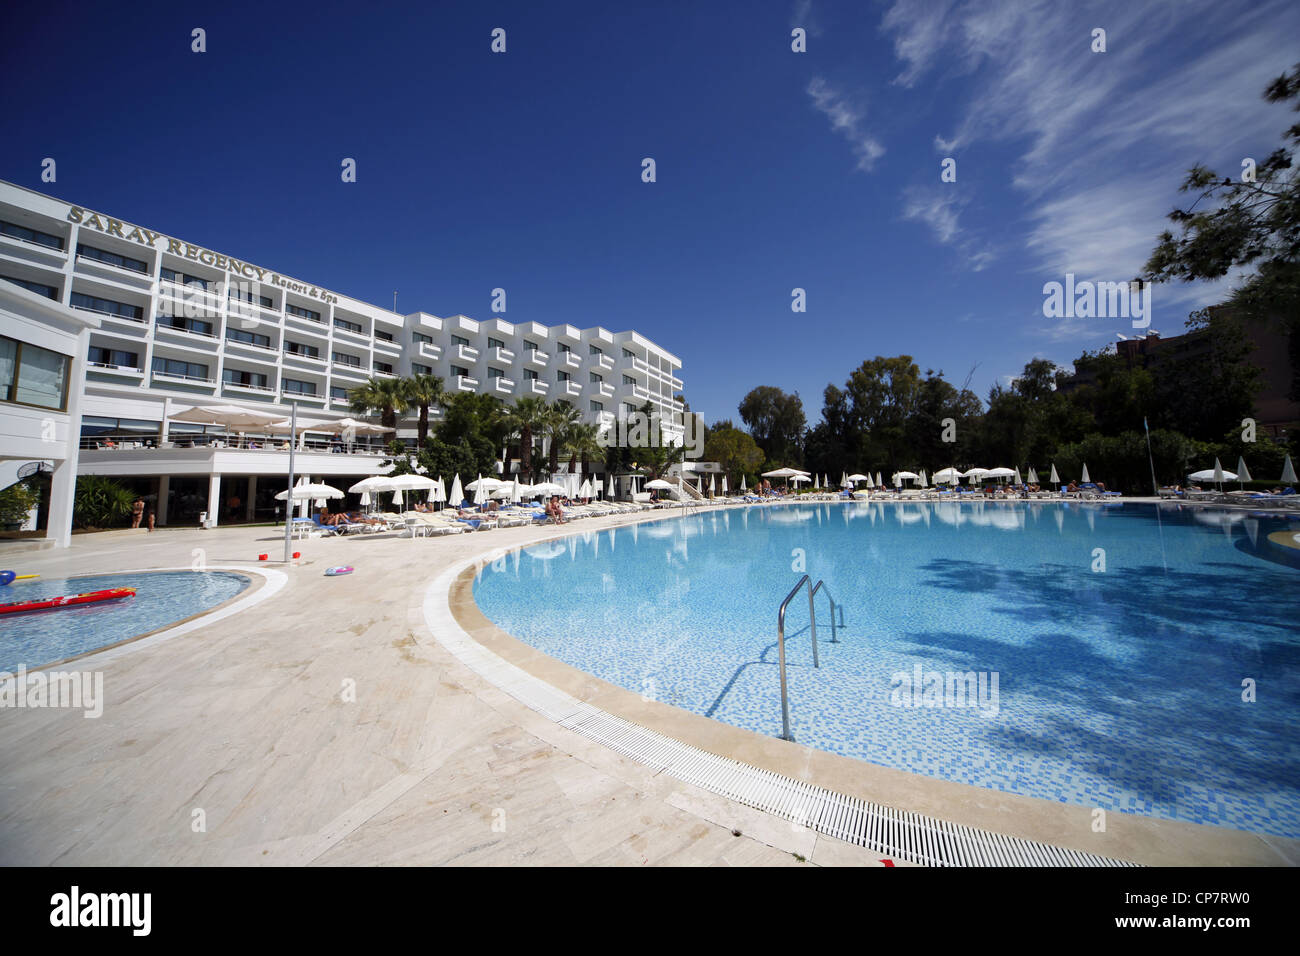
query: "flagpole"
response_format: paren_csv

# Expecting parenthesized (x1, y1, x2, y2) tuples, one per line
(1143, 416, 1158, 496)
(282, 400, 298, 563)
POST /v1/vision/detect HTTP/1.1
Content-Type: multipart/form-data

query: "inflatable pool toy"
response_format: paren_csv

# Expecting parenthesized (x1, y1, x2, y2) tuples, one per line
(0, 571, 39, 585)
(324, 566, 354, 576)
(0, 586, 136, 615)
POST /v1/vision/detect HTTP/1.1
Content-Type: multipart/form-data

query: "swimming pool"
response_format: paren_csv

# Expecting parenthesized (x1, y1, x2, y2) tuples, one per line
(0, 571, 251, 671)
(473, 501, 1300, 838)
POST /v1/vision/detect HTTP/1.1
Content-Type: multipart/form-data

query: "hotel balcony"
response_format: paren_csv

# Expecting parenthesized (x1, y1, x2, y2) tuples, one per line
(221, 380, 277, 396)
(521, 379, 549, 396)
(226, 301, 282, 327)
(595, 354, 615, 371)
(373, 335, 402, 355)
(454, 374, 479, 392)
(488, 346, 515, 364)
(559, 380, 582, 397)
(72, 303, 148, 329)
(281, 387, 325, 404)
(489, 376, 515, 395)
(152, 369, 217, 388)
(331, 361, 368, 380)
(524, 349, 549, 366)
(417, 341, 442, 361)
(597, 382, 615, 398)
(455, 343, 480, 362)
(159, 279, 222, 307)
(0, 231, 68, 270)
(87, 361, 145, 379)
(282, 348, 326, 368)
(284, 310, 328, 332)
(560, 352, 581, 370)
(74, 254, 155, 290)
(222, 336, 280, 360)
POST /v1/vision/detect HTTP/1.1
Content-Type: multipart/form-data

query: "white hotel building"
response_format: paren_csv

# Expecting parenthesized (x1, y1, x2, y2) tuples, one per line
(0, 180, 685, 530)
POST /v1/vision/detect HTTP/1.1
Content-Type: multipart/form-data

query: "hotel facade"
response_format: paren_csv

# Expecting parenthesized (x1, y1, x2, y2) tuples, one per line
(0, 180, 685, 532)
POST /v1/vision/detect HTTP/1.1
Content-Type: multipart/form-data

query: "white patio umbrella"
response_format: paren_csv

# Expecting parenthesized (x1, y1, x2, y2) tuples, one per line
(1028, 467, 1039, 484)
(606, 475, 615, 499)
(645, 478, 675, 491)
(875, 472, 883, 488)
(467, 476, 505, 492)
(578, 479, 593, 499)
(740, 476, 747, 491)
(1049, 464, 1061, 490)
(932, 467, 962, 484)
(448, 474, 464, 507)
(709, 475, 717, 496)
(348, 476, 391, 494)
(512, 477, 523, 503)
(1013, 467, 1023, 486)
(434, 476, 447, 506)
(1282, 454, 1298, 485)
(1081, 463, 1092, 484)
(1236, 456, 1252, 490)
(845, 473, 868, 484)
(721, 476, 728, 495)
(473, 474, 488, 505)
(531, 481, 567, 496)
(893, 471, 920, 484)
(864, 473, 875, 489)
(790, 474, 810, 485)
(1189, 460, 1235, 485)
(170, 404, 284, 429)
(919, 469, 928, 487)
(813, 475, 820, 490)
(275, 482, 343, 501)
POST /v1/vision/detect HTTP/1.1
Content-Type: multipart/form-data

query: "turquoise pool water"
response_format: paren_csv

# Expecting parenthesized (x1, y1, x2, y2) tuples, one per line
(0, 570, 250, 671)
(473, 501, 1300, 837)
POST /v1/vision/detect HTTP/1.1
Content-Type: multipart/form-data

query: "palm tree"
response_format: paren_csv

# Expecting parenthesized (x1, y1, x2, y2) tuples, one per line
(349, 376, 407, 431)
(404, 373, 446, 444)
(501, 397, 549, 480)
(566, 422, 604, 476)
(545, 400, 582, 474)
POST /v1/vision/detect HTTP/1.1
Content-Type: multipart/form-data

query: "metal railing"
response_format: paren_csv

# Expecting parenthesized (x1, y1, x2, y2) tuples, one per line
(776, 574, 817, 741)
(775, 575, 848, 741)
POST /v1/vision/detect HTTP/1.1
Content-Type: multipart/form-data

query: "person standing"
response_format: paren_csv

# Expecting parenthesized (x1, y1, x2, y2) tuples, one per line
(131, 497, 144, 529)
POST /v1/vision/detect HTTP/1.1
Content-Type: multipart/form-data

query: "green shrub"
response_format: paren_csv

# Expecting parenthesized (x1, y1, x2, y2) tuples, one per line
(0, 481, 38, 527)
(73, 475, 136, 529)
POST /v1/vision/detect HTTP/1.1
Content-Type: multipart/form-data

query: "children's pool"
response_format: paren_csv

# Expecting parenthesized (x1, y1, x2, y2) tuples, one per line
(473, 501, 1300, 837)
(0, 570, 251, 671)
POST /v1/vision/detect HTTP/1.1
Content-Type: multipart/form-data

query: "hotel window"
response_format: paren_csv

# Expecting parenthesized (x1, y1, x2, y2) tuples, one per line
(1, 275, 59, 299)
(0, 219, 65, 251)
(622, 348, 635, 359)
(76, 243, 148, 274)
(332, 351, 361, 367)
(488, 337, 505, 350)
(589, 345, 603, 356)
(623, 375, 636, 386)
(412, 332, 433, 345)
(451, 334, 470, 348)
(590, 401, 603, 412)
(589, 372, 602, 384)
(70, 291, 144, 321)
(0, 335, 70, 410)
(623, 403, 637, 416)
(87, 346, 139, 368)
(160, 267, 210, 290)
(157, 315, 214, 336)
(229, 283, 274, 308)
(488, 367, 504, 379)
(283, 341, 318, 358)
(374, 361, 393, 374)
(374, 329, 393, 342)
(451, 365, 469, 378)
(412, 363, 432, 376)
(523, 369, 538, 381)
(557, 343, 571, 353)
(225, 327, 271, 348)
(282, 378, 316, 395)
(330, 386, 349, 401)
(222, 368, 268, 388)
(152, 357, 208, 381)
(285, 303, 321, 322)
(557, 371, 570, 382)
(524, 340, 540, 352)
(334, 317, 363, 334)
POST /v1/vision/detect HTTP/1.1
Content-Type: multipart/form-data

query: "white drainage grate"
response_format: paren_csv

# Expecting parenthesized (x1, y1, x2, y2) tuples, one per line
(425, 563, 1139, 867)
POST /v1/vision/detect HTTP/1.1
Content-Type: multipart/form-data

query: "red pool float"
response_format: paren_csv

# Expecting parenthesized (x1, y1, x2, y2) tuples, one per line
(0, 586, 136, 615)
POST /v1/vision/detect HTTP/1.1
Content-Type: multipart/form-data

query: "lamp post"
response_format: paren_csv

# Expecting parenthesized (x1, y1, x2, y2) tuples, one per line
(282, 400, 298, 563)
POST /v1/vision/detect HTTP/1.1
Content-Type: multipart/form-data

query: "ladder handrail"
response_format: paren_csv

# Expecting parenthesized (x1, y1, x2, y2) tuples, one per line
(776, 574, 820, 741)
(809, 579, 841, 644)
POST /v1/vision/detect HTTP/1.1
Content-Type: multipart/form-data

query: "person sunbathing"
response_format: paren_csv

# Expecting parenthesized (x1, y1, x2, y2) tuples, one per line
(319, 507, 350, 527)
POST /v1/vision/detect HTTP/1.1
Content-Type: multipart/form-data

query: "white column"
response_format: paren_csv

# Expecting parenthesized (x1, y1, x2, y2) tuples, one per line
(207, 473, 221, 528)
(46, 457, 75, 549)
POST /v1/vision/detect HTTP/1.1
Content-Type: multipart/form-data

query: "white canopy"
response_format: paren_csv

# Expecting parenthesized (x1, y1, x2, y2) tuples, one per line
(170, 404, 284, 428)
(932, 467, 962, 484)
(275, 482, 343, 501)
(531, 481, 567, 495)
(578, 479, 593, 498)
(893, 471, 920, 481)
(762, 467, 810, 478)
(348, 476, 391, 494)
(790, 474, 810, 484)
(645, 479, 676, 490)
(985, 467, 1016, 478)
(467, 476, 506, 491)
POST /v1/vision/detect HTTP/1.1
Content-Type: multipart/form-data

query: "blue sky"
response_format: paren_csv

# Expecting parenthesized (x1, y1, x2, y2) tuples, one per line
(2, 0, 1297, 424)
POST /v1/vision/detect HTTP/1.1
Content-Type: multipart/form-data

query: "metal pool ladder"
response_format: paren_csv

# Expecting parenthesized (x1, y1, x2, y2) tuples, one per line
(776, 574, 846, 741)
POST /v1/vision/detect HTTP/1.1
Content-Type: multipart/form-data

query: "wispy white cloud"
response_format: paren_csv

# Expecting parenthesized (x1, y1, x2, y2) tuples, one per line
(901, 187, 999, 271)
(790, 0, 822, 38)
(806, 76, 885, 172)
